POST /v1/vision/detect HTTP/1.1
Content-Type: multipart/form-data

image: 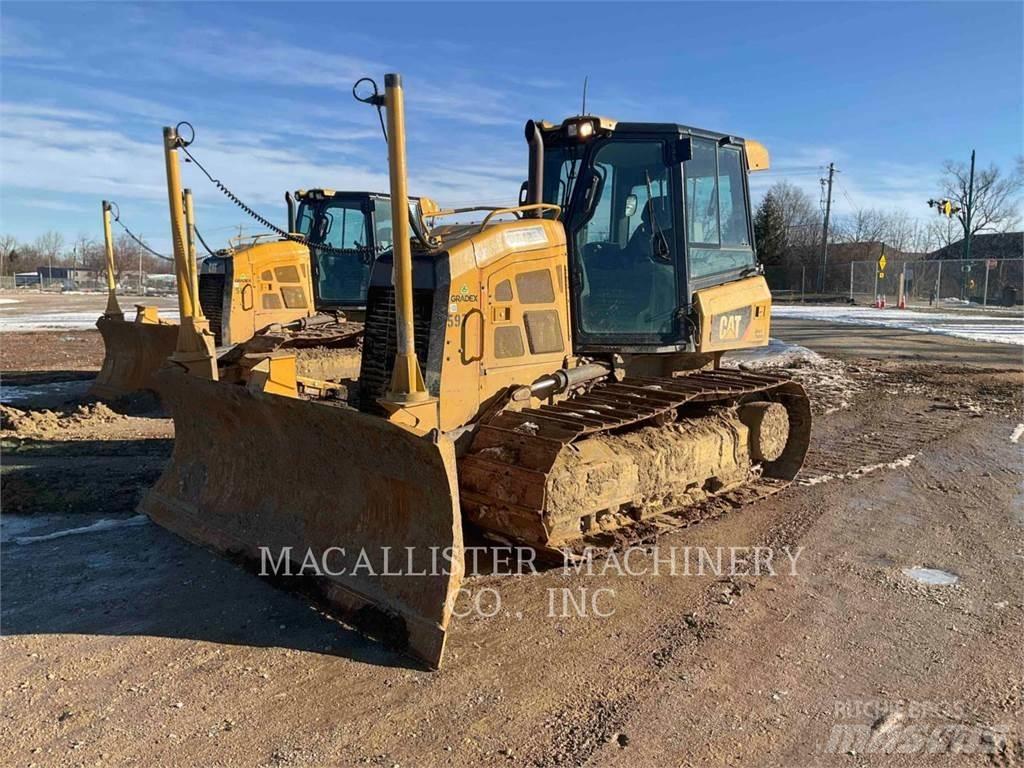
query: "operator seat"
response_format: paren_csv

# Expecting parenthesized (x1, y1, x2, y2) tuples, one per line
(625, 196, 672, 263)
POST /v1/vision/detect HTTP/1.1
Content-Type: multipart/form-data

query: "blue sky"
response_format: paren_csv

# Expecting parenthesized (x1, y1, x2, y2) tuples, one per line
(1, 1, 1021, 254)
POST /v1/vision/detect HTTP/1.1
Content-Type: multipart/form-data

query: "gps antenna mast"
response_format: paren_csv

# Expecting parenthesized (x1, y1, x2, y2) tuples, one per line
(581, 76, 588, 115)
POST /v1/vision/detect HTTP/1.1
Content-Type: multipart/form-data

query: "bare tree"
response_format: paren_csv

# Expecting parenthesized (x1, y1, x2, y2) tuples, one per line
(74, 236, 107, 276)
(925, 217, 958, 253)
(883, 210, 920, 254)
(765, 180, 819, 265)
(910, 221, 941, 254)
(836, 208, 887, 244)
(34, 231, 64, 261)
(0, 235, 17, 277)
(941, 158, 1023, 239)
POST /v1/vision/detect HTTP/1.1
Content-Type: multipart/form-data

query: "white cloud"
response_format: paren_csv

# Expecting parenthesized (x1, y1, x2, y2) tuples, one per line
(180, 31, 389, 91)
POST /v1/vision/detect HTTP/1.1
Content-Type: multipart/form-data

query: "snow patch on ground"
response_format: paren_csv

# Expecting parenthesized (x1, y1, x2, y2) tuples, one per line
(901, 566, 959, 586)
(0, 310, 180, 331)
(724, 339, 860, 415)
(0, 298, 20, 305)
(10, 515, 149, 544)
(800, 454, 917, 486)
(0, 379, 92, 406)
(774, 304, 1024, 346)
(723, 338, 825, 369)
(1011, 424, 1024, 444)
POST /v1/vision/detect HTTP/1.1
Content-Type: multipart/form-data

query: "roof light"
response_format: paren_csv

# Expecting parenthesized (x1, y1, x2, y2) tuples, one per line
(565, 117, 599, 142)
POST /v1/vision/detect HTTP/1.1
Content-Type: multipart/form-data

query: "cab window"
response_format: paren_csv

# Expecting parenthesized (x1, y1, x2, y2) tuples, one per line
(322, 202, 369, 250)
(572, 140, 677, 338)
(373, 198, 393, 251)
(719, 147, 750, 247)
(315, 200, 371, 304)
(295, 203, 316, 237)
(686, 139, 754, 280)
(686, 140, 720, 246)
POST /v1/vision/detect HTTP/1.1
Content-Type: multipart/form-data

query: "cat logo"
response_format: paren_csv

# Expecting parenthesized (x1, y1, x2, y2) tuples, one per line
(712, 311, 748, 342)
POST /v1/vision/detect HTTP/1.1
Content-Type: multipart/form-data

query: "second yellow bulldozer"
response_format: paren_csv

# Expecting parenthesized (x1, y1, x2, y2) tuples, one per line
(90, 136, 391, 399)
(141, 74, 811, 667)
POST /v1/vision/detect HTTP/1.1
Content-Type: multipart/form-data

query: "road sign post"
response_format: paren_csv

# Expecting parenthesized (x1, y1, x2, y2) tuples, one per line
(983, 259, 996, 307)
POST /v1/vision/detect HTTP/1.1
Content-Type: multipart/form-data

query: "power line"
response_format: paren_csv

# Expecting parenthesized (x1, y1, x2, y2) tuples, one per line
(835, 178, 858, 211)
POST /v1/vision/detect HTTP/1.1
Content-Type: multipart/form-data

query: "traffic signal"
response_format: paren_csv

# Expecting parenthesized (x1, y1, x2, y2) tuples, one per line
(927, 198, 961, 218)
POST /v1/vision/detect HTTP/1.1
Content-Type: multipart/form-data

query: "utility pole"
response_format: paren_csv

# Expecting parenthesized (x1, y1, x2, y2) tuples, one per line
(817, 162, 836, 293)
(963, 149, 975, 262)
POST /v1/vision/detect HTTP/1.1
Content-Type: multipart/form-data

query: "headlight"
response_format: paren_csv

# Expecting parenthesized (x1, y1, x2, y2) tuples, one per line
(565, 117, 598, 141)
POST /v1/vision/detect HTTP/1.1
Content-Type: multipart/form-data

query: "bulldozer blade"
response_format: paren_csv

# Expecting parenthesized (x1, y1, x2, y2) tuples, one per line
(90, 316, 179, 399)
(140, 366, 465, 668)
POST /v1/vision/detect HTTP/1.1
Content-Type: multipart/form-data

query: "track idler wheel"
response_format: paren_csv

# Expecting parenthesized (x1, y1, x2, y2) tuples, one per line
(739, 401, 790, 462)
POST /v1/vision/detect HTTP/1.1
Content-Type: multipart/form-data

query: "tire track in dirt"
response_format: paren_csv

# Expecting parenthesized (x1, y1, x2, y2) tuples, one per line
(521, 399, 977, 767)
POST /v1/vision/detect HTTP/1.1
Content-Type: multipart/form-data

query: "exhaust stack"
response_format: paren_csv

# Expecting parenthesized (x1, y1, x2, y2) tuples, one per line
(285, 191, 296, 233)
(524, 120, 544, 216)
(100, 201, 123, 319)
(382, 73, 430, 406)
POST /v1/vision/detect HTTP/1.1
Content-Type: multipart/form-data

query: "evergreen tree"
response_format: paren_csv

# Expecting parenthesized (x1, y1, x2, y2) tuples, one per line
(753, 191, 786, 266)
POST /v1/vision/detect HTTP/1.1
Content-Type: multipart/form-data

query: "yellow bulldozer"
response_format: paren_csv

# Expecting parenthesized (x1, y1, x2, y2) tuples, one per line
(140, 73, 811, 667)
(89, 155, 394, 399)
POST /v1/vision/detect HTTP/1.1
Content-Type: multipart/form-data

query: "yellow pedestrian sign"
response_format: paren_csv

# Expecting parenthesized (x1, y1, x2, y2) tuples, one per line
(877, 253, 887, 272)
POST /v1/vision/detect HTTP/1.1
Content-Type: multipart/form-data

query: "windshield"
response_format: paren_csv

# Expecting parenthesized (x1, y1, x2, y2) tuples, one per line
(559, 139, 678, 339)
(296, 198, 373, 305)
(542, 144, 584, 213)
(295, 201, 316, 237)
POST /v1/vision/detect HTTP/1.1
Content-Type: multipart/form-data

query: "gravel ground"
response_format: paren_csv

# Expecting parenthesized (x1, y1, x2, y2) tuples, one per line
(1, 316, 1021, 767)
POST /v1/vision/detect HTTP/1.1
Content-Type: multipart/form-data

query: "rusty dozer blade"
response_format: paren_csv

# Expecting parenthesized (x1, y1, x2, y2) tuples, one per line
(90, 315, 180, 399)
(140, 365, 464, 668)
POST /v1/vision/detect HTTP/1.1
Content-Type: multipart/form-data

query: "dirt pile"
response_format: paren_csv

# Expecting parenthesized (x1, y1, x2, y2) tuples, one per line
(294, 346, 362, 381)
(1, 401, 125, 438)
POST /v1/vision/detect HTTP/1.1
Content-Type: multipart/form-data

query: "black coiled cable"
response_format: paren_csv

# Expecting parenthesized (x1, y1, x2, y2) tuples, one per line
(174, 124, 379, 261)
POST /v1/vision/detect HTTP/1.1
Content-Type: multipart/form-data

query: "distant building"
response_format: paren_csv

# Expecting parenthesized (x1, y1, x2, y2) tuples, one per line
(928, 232, 1023, 261)
(37, 266, 101, 283)
(825, 241, 920, 265)
(117, 270, 176, 296)
(32, 266, 103, 290)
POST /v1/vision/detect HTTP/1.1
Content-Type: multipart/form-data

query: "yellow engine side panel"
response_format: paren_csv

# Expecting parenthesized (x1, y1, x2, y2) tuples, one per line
(433, 218, 571, 432)
(693, 276, 772, 353)
(227, 240, 313, 344)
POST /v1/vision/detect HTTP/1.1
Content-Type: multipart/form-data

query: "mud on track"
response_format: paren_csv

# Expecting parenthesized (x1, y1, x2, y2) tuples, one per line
(1, 334, 1021, 767)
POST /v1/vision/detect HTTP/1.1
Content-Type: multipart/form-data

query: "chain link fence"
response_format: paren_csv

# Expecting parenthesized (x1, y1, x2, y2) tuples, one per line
(766, 258, 1023, 308)
(0, 273, 174, 294)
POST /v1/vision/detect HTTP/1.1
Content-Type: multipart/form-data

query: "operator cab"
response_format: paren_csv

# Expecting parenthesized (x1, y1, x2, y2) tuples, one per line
(530, 117, 765, 352)
(292, 189, 397, 310)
